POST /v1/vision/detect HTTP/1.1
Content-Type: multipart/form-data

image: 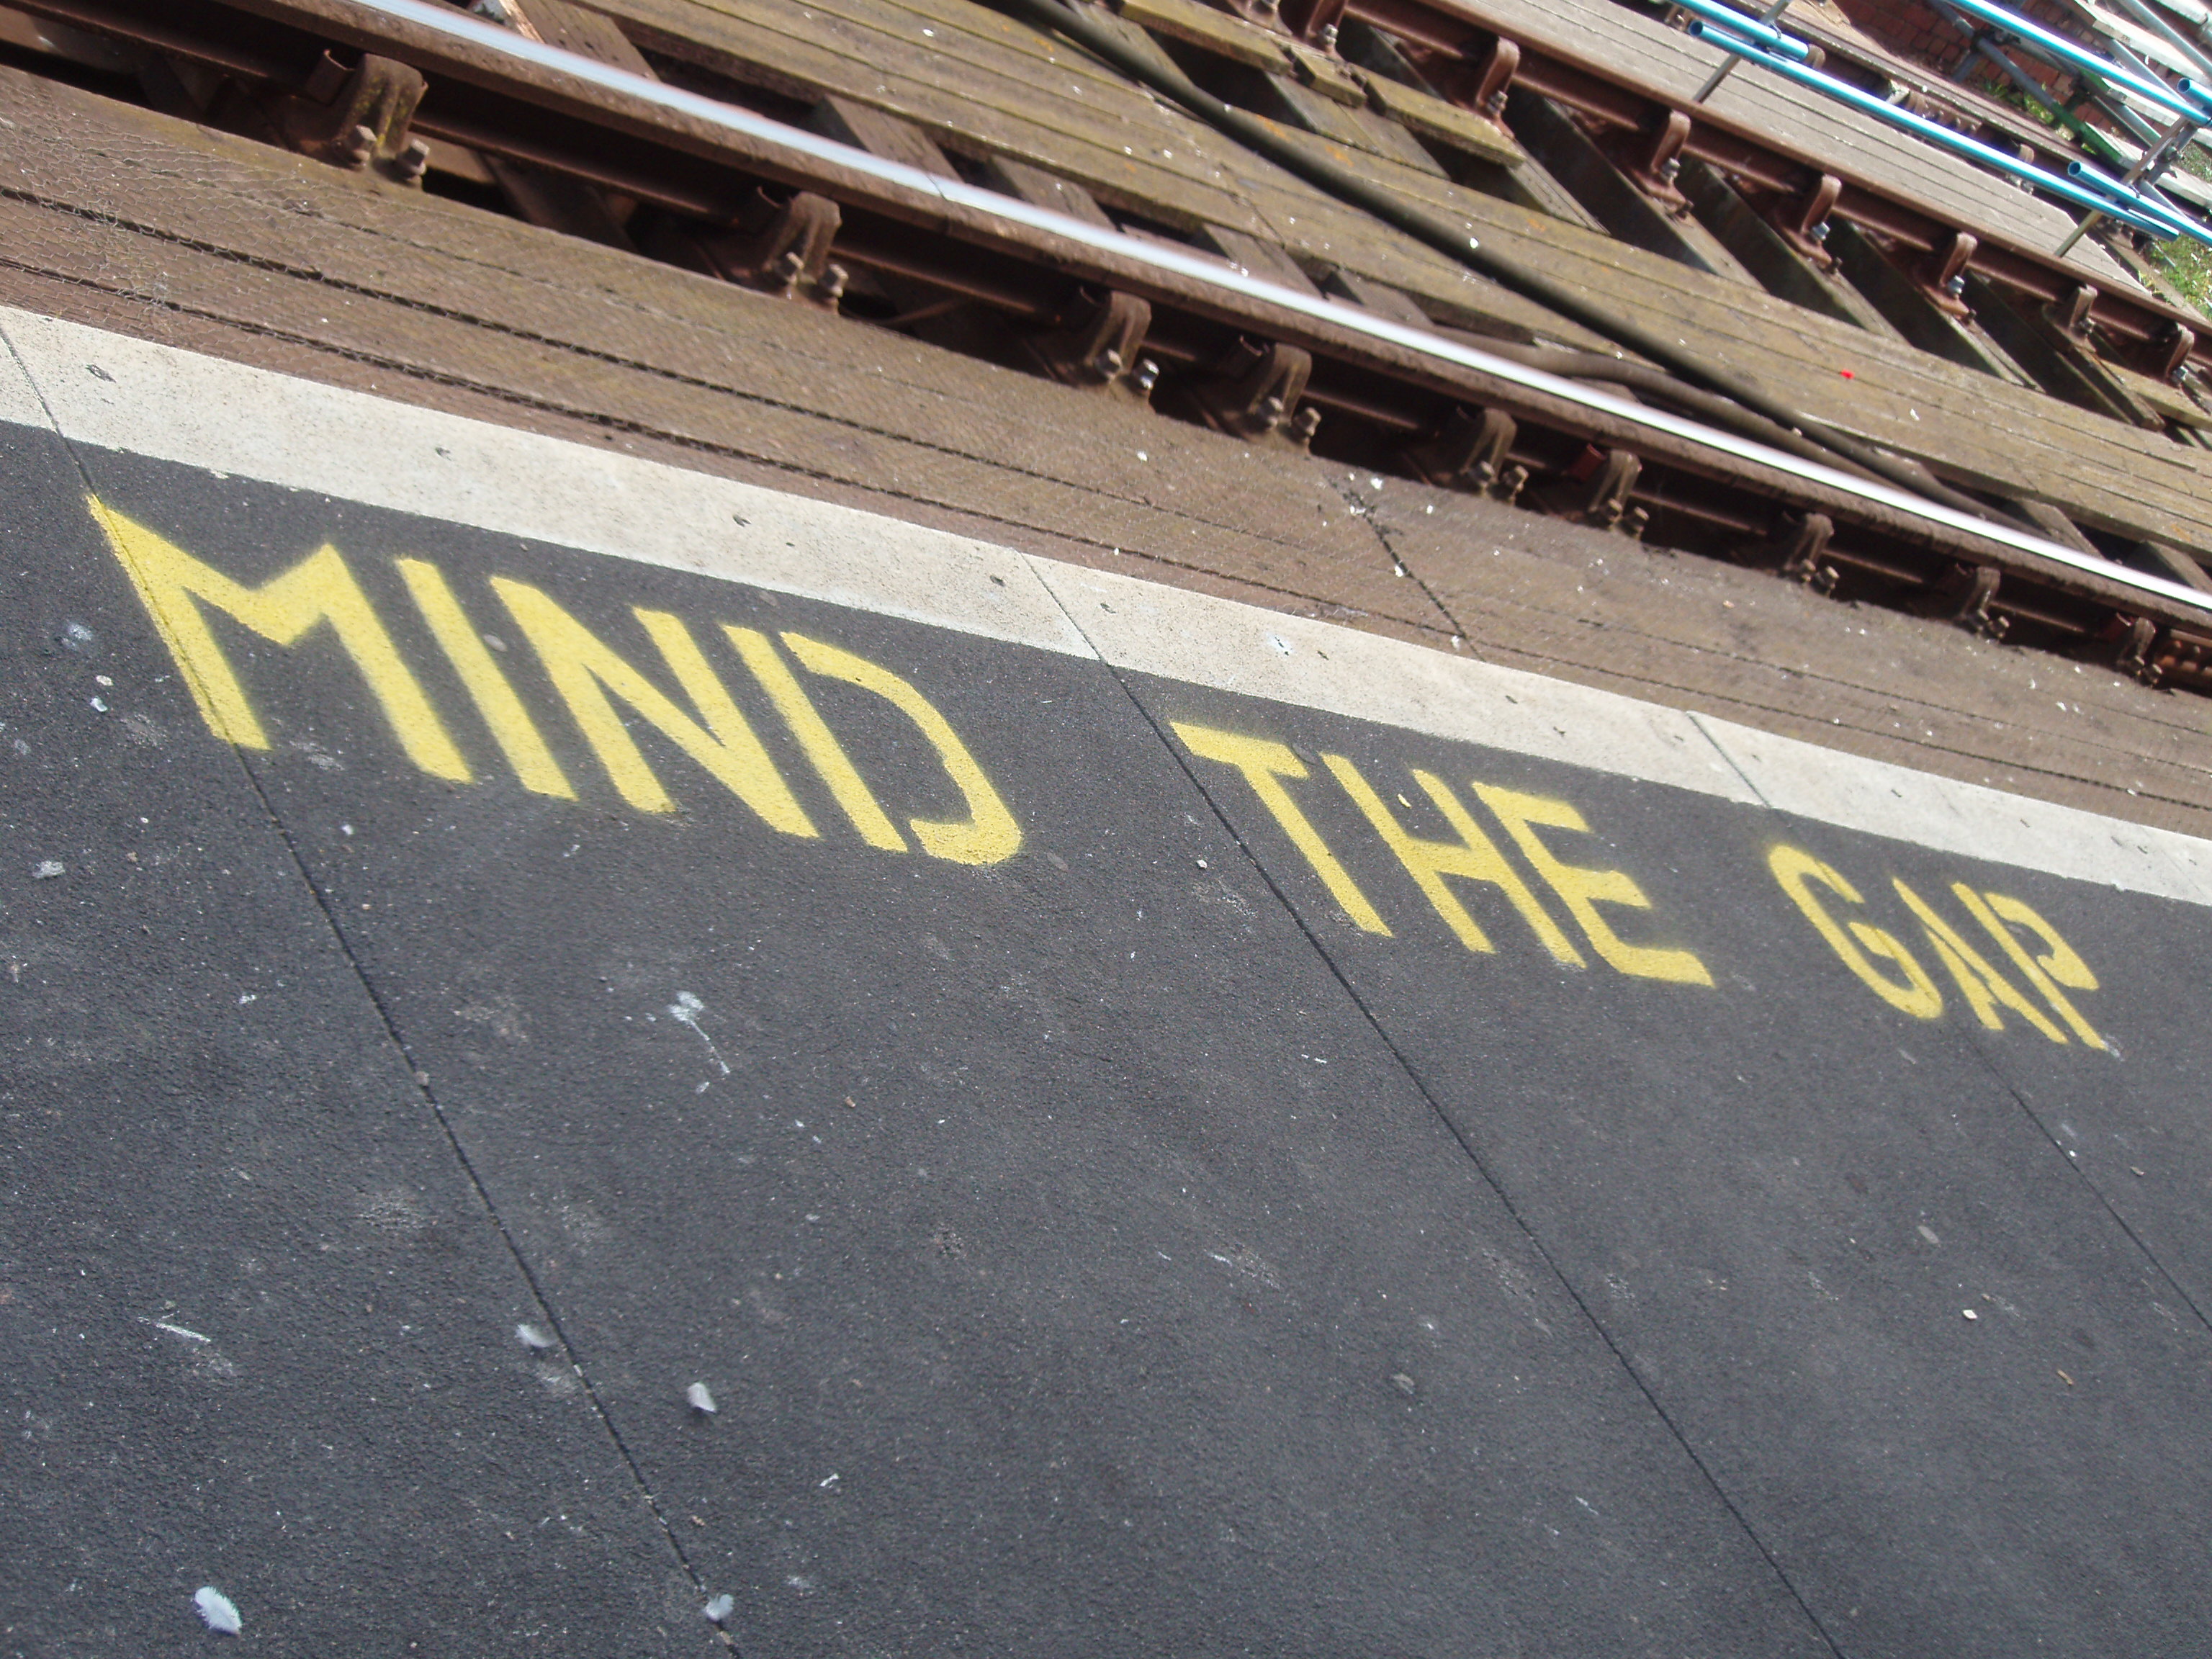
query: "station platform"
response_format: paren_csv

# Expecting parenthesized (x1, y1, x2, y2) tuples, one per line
(5, 308, 2212, 1655)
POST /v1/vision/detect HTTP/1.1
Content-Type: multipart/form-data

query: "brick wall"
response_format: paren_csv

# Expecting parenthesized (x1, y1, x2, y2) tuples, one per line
(1828, 0, 2080, 95)
(1830, 0, 1964, 69)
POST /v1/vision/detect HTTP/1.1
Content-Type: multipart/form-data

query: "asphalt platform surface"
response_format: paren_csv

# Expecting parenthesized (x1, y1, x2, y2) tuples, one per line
(4, 315, 2211, 1658)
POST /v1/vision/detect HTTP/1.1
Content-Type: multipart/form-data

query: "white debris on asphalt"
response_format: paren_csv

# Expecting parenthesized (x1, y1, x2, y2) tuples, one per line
(686, 1382, 718, 1414)
(32, 860, 63, 880)
(668, 991, 732, 1075)
(703, 1593, 734, 1624)
(515, 1322, 554, 1350)
(194, 1586, 242, 1635)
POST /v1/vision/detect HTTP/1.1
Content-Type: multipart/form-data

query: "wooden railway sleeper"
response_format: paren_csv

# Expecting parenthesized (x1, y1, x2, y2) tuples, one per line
(1674, 163, 1884, 328)
(1936, 274, 2167, 429)
(268, 50, 428, 183)
(1350, 22, 1516, 134)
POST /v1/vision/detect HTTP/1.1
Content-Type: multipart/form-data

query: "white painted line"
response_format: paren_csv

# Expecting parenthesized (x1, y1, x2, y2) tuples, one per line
(0, 307, 1092, 660)
(1692, 713, 2212, 905)
(4, 305, 2209, 902)
(1028, 558, 1762, 804)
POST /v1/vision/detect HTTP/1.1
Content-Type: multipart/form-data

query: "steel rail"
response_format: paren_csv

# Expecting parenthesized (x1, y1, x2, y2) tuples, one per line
(1008, 0, 2005, 513)
(222, 0, 2212, 618)
(1287, 0, 2212, 372)
(14, 0, 2212, 642)
(20, 0, 2207, 374)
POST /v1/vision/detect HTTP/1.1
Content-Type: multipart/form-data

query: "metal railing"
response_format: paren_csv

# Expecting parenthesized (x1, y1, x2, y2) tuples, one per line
(1684, 0, 2212, 249)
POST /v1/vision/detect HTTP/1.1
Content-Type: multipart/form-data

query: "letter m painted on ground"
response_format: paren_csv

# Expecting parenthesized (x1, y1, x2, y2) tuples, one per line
(90, 498, 471, 781)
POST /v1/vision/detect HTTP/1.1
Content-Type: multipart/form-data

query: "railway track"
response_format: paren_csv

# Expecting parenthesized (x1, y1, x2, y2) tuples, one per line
(1285, 0, 2212, 375)
(10, 0, 2212, 689)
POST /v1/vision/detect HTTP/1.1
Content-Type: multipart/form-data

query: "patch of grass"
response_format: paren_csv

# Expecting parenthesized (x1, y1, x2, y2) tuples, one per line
(2139, 144, 2212, 315)
(2146, 234, 2212, 314)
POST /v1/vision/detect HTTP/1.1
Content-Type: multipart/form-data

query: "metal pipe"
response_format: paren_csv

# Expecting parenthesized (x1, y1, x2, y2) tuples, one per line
(145, 0, 2212, 616)
(2092, 35, 2210, 138)
(1966, 32, 2109, 150)
(2096, 33, 2190, 125)
(1691, 0, 1791, 102)
(2105, 0, 2212, 84)
(1667, 0, 1814, 63)
(1933, 0, 2212, 118)
(2067, 157, 2202, 233)
(1958, 33, 2154, 199)
(1689, 22, 2189, 234)
(2085, 73, 2177, 145)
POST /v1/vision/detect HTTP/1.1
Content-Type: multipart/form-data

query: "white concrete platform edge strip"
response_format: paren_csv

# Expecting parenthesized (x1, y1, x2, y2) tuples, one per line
(1687, 713, 2212, 904)
(0, 309, 1089, 660)
(1022, 558, 1761, 806)
(4, 306, 2207, 906)
(0, 325, 51, 431)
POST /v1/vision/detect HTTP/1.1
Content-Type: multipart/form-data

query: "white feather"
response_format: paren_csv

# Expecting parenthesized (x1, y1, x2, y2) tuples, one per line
(685, 1382, 718, 1414)
(194, 1586, 241, 1635)
(703, 1593, 734, 1624)
(515, 1322, 554, 1351)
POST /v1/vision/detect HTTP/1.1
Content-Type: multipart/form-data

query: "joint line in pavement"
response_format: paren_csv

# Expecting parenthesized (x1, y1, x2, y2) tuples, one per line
(2, 314, 741, 1653)
(1023, 549, 1851, 1659)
